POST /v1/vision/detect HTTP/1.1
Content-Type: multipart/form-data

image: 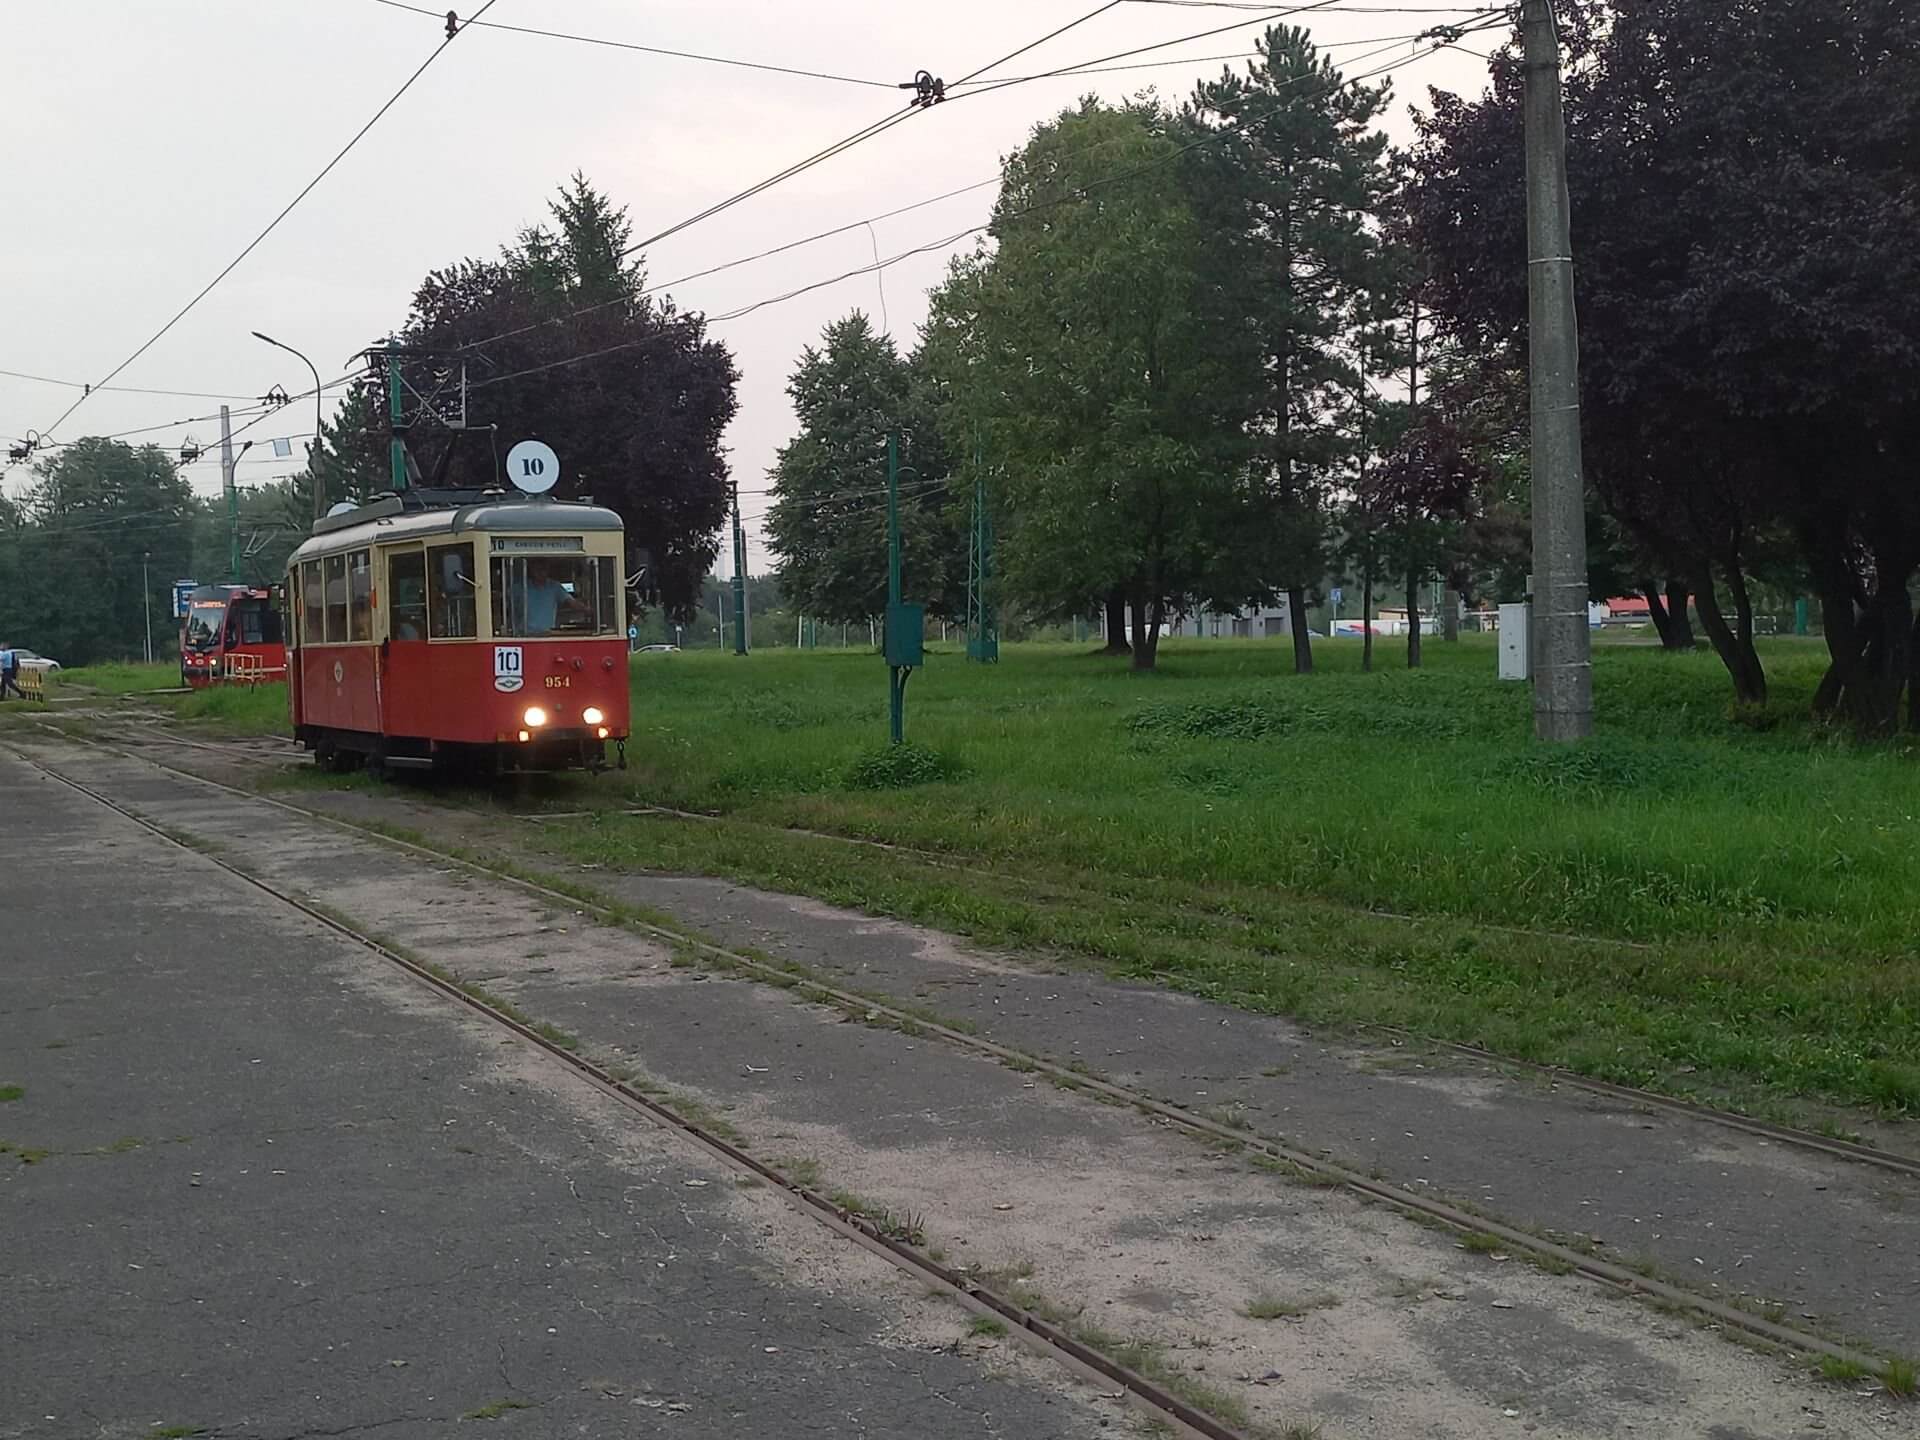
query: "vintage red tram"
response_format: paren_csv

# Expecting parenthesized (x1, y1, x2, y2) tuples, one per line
(285, 494, 630, 773)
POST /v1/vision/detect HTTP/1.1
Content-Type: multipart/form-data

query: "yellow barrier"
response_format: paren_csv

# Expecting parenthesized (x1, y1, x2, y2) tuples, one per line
(16, 668, 45, 700)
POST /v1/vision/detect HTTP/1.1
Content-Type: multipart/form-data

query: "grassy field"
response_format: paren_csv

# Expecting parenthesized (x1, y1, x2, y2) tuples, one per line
(165, 635, 1920, 1115)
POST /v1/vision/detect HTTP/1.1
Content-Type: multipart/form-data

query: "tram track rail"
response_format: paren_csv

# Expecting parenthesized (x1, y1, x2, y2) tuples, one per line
(90, 719, 1918, 1182)
(7, 728, 1911, 1383)
(10, 741, 1250, 1440)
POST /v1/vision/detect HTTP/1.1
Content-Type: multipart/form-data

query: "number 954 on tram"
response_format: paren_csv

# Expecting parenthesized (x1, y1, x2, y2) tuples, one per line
(286, 496, 631, 774)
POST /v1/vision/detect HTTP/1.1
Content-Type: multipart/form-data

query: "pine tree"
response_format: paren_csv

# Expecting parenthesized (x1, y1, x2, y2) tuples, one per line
(1188, 26, 1400, 673)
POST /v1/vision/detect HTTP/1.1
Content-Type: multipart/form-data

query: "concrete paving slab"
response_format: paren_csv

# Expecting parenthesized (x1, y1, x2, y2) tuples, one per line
(254, 780, 1920, 1359)
(7, 738, 1909, 1439)
(0, 750, 1130, 1440)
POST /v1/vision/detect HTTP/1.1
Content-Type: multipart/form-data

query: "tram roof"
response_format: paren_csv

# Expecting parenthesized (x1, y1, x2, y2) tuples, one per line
(288, 495, 624, 564)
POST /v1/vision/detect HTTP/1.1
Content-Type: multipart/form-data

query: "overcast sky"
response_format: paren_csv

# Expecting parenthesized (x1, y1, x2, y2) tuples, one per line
(1, 0, 1495, 570)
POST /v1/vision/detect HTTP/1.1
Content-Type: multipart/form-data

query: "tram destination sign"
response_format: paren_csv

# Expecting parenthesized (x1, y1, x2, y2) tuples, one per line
(490, 536, 586, 554)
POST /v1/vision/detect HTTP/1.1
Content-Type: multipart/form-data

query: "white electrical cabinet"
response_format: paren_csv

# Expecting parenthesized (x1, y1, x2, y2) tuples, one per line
(1498, 603, 1531, 681)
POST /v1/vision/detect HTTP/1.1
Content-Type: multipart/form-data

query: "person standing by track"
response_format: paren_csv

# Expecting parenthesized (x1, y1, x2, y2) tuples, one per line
(0, 643, 23, 700)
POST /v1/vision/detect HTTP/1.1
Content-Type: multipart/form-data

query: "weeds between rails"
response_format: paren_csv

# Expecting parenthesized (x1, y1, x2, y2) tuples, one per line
(92, 639, 1920, 1116)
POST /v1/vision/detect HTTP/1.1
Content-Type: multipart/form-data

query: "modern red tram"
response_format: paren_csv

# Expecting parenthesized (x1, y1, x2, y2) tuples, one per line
(180, 584, 287, 688)
(285, 494, 630, 773)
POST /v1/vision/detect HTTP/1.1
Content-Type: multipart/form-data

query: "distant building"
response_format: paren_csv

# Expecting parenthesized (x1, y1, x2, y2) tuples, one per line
(1163, 595, 1294, 639)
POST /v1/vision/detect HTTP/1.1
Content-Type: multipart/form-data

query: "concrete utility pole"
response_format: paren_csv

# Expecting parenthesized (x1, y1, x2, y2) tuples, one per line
(220, 406, 238, 583)
(1523, 0, 1594, 740)
(219, 407, 254, 583)
(730, 482, 748, 655)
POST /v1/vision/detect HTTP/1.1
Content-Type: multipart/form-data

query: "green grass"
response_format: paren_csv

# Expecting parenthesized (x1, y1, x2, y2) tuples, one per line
(170, 636, 1920, 1114)
(170, 680, 292, 735)
(0, 1085, 22, 1103)
(967, 1314, 1009, 1337)
(53, 661, 181, 695)
(1818, 1354, 1871, 1383)
(460, 1399, 531, 1421)
(1244, 1290, 1340, 1320)
(573, 637, 1920, 1114)
(1886, 1356, 1917, 1397)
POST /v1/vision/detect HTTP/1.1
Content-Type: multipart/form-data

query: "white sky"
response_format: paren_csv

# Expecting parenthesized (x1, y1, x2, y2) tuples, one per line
(0, 1, 1494, 571)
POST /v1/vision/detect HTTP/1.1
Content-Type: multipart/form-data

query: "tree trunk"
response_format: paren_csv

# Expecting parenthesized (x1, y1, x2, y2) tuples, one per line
(1100, 587, 1130, 654)
(1860, 585, 1914, 736)
(1644, 580, 1675, 647)
(1130, 592, 1160, 671)
(1405, 569, 1422, 669)
(1723, 561, 1767, 704)
(1121, 591, 1152, 672)
(1909, 609, 1920, 733)
(1813, 587, 1864, 719)
(1286, 585, 1313, 675)
(1664, 581, 1697, 649)
(1693, 573, 1766, 706)
(1361, 563, 1374, 673)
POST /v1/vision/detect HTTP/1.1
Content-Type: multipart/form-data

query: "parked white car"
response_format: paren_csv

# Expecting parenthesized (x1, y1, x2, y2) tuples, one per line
(8, 648, 62, 673)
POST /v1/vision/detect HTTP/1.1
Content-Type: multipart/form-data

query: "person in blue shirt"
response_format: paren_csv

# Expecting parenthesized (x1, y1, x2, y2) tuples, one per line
(0, 644, 23, 700)
(520, 561, 587, 636)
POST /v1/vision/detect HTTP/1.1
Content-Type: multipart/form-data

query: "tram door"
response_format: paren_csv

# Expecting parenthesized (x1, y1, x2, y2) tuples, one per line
(381, 546, 432, 737)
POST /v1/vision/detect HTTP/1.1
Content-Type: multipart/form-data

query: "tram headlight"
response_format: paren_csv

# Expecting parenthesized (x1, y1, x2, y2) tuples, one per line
(581, 706, 604, 726)
(523, 706, 548, 727)
(596, 727, 610, 739)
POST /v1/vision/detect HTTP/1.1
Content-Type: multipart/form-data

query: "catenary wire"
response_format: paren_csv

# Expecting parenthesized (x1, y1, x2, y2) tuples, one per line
(19, 1, 502, 453)
(613, 0, 1150, 263)
(452, 17, 1446, 360)
(463, 30, 1476, 392)
(367, 0, 902, 89)
(0, 369, 261, 403)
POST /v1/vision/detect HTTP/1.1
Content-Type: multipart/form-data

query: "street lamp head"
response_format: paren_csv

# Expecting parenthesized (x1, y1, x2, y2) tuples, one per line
(251, 330, 277, 345)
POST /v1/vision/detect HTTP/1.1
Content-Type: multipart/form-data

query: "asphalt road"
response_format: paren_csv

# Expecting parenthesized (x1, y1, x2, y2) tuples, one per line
(0, 753, 1120, 1440)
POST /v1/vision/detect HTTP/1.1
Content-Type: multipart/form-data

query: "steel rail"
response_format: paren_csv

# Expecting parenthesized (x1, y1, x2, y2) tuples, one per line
(9, 730, 1910, 1378)
(8, 743, 1251, 1440)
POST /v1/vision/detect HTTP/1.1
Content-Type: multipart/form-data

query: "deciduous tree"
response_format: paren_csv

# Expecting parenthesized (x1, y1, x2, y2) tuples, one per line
(392, 174, 739, 620)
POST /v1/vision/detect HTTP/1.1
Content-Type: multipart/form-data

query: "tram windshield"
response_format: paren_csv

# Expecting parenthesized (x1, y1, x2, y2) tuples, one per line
(184, 601, 226, 652)
(490, 553, 616, 638)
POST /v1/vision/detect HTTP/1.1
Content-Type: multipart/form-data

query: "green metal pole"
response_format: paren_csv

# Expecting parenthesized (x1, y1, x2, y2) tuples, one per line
(387, 341, 407, 493)
(887, 433, 902, 609)
(888, 432, 903, 744)
(731, 482, 748, 656)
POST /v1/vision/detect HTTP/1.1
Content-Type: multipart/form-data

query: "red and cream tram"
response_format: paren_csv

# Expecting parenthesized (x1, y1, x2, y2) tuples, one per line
(285, 494, 630, 773)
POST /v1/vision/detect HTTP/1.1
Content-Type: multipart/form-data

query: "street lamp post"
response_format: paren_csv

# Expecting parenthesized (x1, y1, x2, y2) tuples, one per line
(252, 331, 325, 523)
(143, 551, 153, 664)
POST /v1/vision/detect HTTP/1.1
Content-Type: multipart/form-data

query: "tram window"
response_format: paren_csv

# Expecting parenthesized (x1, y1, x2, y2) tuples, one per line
(490, 553, 614, 638)
(348, 549, 373, 642)
(427, 542, 477, 640)
(230, 601, 280, 646)
(388, 550, 428, 641)
(301, 561, 324, 645)
(324, 554, 348, 644)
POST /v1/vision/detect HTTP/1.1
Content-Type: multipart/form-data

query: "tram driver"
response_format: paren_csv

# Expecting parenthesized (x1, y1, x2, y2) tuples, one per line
(519, 558, 590, 636)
